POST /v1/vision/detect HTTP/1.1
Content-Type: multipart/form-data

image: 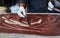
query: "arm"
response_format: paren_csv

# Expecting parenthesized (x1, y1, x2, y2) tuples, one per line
(17, 0, 27, 17)
(48, 0, 54, 11)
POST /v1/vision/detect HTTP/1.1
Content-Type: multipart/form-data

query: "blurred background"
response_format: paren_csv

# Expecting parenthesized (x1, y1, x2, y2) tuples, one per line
(0, 0, 18, 13)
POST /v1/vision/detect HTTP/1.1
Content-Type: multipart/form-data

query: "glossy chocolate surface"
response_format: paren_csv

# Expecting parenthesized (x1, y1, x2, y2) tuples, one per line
(0, 14, 60, 36)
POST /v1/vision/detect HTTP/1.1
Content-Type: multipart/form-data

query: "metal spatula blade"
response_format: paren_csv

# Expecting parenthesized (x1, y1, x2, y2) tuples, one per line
(21, 12, 31, 25)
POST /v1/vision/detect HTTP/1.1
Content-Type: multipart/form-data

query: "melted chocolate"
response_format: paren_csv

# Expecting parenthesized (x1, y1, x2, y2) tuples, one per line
(0, 14, 60, 36)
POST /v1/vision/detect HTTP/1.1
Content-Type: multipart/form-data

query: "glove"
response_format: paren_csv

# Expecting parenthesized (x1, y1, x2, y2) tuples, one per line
(48, 1, 54, 11)
(17, 6, 26, 17)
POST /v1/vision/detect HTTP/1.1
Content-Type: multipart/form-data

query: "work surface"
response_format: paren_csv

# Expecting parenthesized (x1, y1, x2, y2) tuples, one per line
(0, 33, 60, 38)
(0, 13, 60, 36)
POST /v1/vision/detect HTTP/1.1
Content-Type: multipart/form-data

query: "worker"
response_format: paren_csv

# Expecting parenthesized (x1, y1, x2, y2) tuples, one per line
(16, 0, 60, 25)
(17, 0, 60, 17)
(19, 0, 48, 12)
(17, 0, 48, 17)
(17, 0, 48, 25)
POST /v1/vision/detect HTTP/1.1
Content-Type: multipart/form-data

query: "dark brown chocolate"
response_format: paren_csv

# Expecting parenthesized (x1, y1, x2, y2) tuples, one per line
(0, 14, 60, 36)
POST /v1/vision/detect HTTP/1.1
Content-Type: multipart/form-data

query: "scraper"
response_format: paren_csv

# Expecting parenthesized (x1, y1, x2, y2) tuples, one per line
(21, 12, 31, 25)
(17, 6, 31, 25)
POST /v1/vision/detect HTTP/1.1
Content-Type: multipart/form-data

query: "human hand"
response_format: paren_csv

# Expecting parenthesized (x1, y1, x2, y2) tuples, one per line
(17, 6, 26, 17)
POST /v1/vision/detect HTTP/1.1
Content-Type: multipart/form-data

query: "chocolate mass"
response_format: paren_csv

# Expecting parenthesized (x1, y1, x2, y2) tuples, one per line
(0, 14, 60, 36)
